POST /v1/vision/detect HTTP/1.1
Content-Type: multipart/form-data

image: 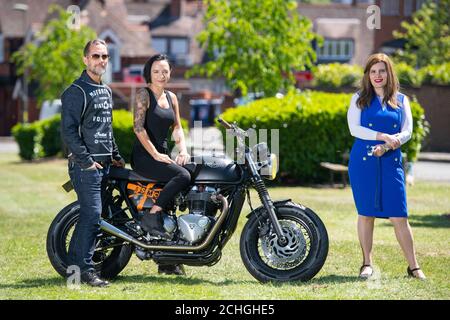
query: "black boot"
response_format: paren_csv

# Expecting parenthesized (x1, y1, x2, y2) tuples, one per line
(80, 270, 110, 287)
(139, 211, 170, 240)
(158, 264, 186, 276)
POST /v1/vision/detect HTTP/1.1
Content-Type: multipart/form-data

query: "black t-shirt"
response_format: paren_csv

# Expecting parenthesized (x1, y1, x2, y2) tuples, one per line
(132, 88, 175, 163)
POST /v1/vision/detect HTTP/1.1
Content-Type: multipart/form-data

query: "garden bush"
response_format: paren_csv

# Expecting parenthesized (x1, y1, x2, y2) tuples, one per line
(12, 122, 43, 160)
(312, 63, 363, 89)
(394, 62, 424, 88)
(111, 110, 134, 163)
(419, 63, 450, 86)
(40, 114, 63, 157)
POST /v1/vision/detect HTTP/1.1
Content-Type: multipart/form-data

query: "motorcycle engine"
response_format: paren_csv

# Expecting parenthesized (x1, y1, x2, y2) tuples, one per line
(176, 186, 219, 244)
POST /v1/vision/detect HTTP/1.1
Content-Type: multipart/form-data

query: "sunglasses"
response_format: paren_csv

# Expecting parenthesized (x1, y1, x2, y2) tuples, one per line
(90, 54, 110, 60)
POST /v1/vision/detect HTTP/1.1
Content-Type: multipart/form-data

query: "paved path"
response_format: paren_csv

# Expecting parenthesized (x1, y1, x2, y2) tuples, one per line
(414, 161, 450, 182)
(0, 137, 18, 153)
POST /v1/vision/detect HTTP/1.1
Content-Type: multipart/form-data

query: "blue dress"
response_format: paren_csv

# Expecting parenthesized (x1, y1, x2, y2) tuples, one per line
(348, 93, 408, 218)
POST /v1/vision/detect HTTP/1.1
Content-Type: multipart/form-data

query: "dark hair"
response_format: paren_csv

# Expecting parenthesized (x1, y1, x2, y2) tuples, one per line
(83, 39, 107, 57)
(142, 54, 172, 83)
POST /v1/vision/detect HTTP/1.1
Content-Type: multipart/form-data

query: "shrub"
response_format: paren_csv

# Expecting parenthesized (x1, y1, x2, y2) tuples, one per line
(419, 63, 450, 86)
(12, 122, 43, 160)
(40, 114, 62, 157)
(218, 90, 427, 183)
(394, 62, 423, 88)
(111, 110, 135, 163)
(406, 98, 430, 162)
(312, 63, 363, 89)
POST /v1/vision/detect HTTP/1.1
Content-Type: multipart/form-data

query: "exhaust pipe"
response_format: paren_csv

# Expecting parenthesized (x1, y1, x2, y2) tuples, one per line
(100, 194, 229, 252)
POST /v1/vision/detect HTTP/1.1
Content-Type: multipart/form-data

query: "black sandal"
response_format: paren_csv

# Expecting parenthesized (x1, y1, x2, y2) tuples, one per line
(359, 264, 373, 278)
(407, 266, 426, 279)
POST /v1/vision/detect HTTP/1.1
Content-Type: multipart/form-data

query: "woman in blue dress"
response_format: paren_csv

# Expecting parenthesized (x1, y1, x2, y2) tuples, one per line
(347, 53, 426, 280)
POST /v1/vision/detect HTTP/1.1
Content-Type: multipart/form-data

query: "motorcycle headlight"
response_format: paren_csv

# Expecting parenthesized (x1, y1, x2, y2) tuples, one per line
(266, 153, 278, 180)
(252, 143, 278, 180)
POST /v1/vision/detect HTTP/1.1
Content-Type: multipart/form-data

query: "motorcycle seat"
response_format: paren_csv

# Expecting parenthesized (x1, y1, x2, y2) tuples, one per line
(108, 163, 197, 183)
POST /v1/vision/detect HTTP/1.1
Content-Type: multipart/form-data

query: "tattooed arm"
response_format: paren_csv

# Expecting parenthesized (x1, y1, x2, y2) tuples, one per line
(133, 88, 174, 164)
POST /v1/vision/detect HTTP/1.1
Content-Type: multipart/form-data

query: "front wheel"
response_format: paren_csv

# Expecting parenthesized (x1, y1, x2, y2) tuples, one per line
(240, 203, 328, 282)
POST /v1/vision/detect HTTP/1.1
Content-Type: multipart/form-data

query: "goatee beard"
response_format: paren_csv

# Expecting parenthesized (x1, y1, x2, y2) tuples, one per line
(91, 67, 106, 76)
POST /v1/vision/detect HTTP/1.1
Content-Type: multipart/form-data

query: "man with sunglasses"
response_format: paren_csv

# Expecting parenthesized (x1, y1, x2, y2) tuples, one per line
(61, 39, 125, 287)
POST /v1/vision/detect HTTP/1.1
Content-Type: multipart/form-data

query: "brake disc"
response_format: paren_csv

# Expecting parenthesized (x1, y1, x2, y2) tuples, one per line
(260, 220, 307, 269)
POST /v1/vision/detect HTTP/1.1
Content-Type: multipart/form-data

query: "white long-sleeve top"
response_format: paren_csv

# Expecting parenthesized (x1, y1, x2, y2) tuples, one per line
(347, 93, 413, 145)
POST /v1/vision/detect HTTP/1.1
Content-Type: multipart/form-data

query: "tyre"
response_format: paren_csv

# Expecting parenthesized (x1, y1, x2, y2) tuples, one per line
(240, 203, 328, 282)
(46, 201, 133, 280)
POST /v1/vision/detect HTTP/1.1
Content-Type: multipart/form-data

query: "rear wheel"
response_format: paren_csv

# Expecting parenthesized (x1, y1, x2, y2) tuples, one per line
(240, 204, 328, 282)
(46, 201, 133, 280)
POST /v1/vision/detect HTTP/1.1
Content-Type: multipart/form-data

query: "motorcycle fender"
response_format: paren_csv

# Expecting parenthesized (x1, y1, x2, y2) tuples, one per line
(245, 199, 306, 219)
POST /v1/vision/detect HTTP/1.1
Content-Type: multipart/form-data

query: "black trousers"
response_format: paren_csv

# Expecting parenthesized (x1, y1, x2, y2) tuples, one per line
(131, 149, 191, 209)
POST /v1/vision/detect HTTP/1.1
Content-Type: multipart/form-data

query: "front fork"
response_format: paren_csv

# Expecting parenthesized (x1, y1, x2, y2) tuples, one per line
(252, 177, 287, 245)
(246, 152, 287, 245)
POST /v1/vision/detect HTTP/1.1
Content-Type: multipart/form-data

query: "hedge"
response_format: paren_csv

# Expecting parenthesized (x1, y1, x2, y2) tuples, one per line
(312, 63, 363, 88)
(12, 122, 43, 160)
(218, 90, 428, 183)
(12, 110, 189, 163)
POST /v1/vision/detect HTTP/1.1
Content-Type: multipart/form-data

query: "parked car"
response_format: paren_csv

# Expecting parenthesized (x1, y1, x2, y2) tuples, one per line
(123, 64, 144, 83)
(39, 100, 62, 120)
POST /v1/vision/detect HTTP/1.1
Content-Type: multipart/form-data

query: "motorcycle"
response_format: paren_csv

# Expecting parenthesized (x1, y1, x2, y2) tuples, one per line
(47, 118, 329, 282)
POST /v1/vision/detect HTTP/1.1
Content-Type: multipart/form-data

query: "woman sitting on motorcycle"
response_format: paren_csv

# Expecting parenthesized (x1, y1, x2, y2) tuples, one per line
(131, 54, 191, 275)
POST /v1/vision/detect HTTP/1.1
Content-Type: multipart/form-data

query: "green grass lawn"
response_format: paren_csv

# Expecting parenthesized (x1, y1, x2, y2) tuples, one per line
(0, 152, 449, 300)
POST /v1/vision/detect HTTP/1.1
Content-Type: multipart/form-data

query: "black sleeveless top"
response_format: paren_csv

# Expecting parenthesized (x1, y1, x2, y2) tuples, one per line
(132, 88, 175, 160)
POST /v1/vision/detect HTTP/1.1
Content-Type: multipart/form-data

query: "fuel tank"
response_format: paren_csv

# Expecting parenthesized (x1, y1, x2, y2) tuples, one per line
(190, 155, 241, 183)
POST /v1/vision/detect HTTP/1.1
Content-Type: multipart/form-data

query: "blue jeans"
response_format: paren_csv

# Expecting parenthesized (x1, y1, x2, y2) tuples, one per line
(67, 160, 110, 273)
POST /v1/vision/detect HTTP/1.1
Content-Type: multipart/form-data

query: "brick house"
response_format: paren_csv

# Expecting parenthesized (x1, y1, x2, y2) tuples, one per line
(298, 0, 376, 66)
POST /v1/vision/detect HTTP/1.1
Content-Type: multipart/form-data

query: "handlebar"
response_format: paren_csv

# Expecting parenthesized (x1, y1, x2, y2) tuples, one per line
(217, 117, 248, 138)
(217, 117, 232, 130)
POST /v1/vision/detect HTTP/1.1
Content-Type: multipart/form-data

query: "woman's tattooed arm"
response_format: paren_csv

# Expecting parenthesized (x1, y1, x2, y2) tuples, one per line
(134, 88, 149, 134)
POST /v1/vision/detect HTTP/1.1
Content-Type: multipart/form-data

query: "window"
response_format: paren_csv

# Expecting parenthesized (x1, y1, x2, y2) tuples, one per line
(99, 30, 121, 75)
(0, 33, 4, 63)
(152, 37, 168, 54)
(108, 43, 121, 73)
(171, 38, 188, 55)
(317, 39, 354, 62)
(404, 0, 414, 16)
(381, 0, 399, 16)
(152, 37, 190, 65)
(416, 0, 428, 10)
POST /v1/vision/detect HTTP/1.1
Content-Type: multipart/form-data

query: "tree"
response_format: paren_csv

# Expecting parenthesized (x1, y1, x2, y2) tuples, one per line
(187, 0, 321, 97)
(393, 0, 449, 68)
(12, 5, 96, 106)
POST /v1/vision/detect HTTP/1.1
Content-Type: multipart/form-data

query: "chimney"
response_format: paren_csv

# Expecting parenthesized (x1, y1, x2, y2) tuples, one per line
(170, 0, 185, 18)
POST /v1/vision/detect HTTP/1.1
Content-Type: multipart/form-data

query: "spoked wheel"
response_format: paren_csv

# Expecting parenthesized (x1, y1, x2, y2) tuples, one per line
(240, 204, 328, 282)
(46, 201, 133, 280)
